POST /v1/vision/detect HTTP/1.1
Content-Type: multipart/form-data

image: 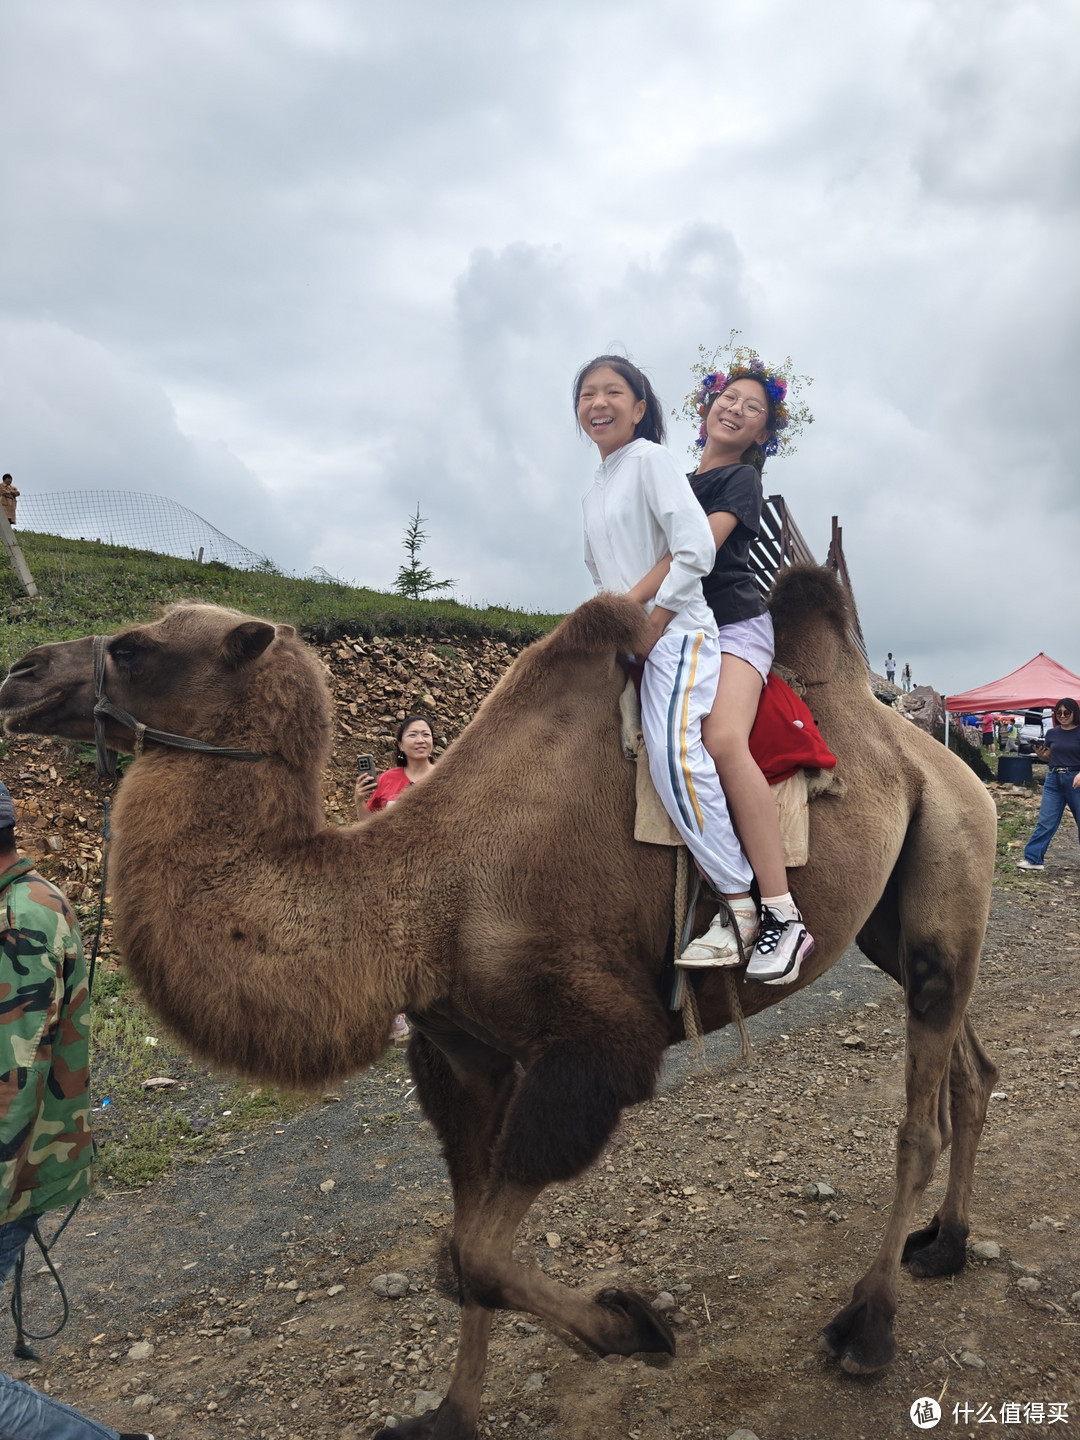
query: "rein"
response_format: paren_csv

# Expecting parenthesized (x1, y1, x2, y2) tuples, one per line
(92, 634, 264, 778)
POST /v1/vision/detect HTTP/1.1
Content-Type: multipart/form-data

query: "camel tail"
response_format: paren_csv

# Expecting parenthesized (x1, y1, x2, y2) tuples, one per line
(546, 592, 649, 657)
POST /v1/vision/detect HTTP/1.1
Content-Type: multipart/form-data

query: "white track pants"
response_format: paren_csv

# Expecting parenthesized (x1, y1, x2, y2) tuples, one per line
(639, 630, 753, 895)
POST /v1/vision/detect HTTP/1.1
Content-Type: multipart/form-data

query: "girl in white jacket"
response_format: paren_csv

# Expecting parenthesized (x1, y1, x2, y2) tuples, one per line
(576, 355, 754, 952)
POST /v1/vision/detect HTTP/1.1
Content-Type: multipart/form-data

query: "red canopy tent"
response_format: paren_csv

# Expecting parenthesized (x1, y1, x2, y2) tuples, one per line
(946, 653, 1080, 714)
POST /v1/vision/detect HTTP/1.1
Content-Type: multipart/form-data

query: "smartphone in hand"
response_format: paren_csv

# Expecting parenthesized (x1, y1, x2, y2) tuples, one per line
(356, 753, 377, 778)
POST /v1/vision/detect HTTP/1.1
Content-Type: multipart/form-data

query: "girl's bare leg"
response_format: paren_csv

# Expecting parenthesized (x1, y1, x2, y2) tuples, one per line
(702, 653, 787, 896)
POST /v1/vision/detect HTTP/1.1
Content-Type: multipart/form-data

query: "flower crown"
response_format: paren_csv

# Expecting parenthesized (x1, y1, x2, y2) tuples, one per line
(695, 361, 790, 457)
(679, 333, 813, 462)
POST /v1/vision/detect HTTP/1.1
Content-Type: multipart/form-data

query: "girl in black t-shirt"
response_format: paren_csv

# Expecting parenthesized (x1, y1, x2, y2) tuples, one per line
(628, 364, 813, 986)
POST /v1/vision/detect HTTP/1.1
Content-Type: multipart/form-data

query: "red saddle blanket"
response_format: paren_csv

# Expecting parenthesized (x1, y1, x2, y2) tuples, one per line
(749, 672, 837, 785)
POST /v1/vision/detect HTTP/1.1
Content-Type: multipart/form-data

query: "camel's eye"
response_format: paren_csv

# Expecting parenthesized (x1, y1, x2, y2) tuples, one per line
(108, 640, 147, 673)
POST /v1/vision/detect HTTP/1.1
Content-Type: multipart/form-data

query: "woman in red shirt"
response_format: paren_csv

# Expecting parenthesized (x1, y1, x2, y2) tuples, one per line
(354, 715, 437, 1043)
(355, 715, 437, 813)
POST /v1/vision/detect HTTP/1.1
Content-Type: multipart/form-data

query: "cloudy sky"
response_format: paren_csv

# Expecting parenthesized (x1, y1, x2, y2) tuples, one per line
(2, 0, 1077, 694)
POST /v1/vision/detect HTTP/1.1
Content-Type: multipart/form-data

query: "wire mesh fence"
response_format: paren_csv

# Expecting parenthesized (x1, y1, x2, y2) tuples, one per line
(17, 491, 269, 570)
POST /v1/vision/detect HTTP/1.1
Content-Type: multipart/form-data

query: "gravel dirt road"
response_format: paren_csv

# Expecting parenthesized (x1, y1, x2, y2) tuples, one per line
(10, 796, 1079, 1440)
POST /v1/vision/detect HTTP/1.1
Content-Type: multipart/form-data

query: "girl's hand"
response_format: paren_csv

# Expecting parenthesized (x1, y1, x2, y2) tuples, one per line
(636, 605, 674, 660)
(1072, 773, 1080, 790)
(355, 774, 377, 810)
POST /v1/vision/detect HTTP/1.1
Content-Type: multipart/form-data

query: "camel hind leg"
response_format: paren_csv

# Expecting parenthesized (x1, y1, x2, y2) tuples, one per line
(826, 804, 995, 1374)
(857, 889, 999, 1275)
(902, 1015, 998, 1276)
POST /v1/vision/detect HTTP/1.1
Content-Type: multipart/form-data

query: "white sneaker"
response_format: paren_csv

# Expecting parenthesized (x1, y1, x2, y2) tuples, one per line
(745, 905, 814, 986)
(677, 904, 759, 969)
(1016, 858, 1044, 870)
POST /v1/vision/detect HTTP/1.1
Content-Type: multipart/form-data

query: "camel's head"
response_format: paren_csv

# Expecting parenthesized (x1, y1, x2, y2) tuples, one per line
(1, 604, 310, 761)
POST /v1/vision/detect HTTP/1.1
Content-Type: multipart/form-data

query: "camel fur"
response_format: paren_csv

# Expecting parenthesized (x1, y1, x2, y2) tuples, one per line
(0, 565, 999, 1439)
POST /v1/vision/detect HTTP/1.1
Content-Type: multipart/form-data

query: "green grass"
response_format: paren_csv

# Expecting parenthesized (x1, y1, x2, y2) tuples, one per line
(1, 531, 564, 670)
(90, 966, 308, 1188)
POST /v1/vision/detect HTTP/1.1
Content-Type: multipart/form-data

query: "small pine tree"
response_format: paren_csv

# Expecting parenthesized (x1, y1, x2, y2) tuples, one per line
(393, 505, 456, 601)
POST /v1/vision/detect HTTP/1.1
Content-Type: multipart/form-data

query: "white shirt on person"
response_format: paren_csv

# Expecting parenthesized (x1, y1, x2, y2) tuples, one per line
(583, 438, 717, 638)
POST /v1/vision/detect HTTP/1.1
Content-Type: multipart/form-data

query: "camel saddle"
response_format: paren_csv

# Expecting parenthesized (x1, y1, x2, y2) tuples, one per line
(619, 670, 841, 868)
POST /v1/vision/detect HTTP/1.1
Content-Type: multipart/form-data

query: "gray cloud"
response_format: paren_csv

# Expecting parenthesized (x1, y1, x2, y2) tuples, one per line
(1, 0, 1077, 691)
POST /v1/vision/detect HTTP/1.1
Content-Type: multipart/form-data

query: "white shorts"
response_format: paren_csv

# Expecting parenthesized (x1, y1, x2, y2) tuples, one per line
(716, 612, 775, 686)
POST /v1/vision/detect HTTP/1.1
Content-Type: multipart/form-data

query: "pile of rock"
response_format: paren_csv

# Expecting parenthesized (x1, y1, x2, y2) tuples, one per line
(895, 684, 945, 734)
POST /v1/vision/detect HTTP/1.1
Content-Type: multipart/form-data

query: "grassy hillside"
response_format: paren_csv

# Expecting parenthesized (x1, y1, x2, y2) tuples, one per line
(1, 531, 563, 669)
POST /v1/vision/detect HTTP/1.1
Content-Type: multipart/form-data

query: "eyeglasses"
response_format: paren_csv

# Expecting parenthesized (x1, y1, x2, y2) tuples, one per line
(1054, 706, 1072, 716)
(715, 392, 766, 419)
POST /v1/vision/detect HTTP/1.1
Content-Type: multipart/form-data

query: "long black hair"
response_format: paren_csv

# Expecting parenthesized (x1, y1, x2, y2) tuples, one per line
(573, 355, 666, 445)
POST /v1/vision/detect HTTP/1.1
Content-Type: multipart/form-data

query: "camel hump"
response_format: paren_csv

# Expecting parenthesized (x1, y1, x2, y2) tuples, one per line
(769, 563, 859, 642)
(543, 593, 648, 658)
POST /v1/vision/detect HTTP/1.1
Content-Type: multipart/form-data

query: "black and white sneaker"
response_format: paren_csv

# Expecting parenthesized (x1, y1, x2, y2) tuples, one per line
(745, 905, 814, 986)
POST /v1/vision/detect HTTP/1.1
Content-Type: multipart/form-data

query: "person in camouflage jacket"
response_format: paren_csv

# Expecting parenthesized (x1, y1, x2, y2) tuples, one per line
(0, 785, 92, 1253)
(0, 789, 150, 1440)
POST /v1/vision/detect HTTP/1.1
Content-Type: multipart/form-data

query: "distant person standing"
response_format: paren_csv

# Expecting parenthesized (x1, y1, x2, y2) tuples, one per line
(980, 713, 996, 753)
(901, 662, 912, 692)
(0, 475, 18, 527)
(885, 653, 895, 684)
(1017, 699, 1080, 871)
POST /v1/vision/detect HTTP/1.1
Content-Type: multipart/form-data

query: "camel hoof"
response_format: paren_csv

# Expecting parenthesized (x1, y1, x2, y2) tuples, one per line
(839, 1350, 884, 1377)
(595, 1288, 677, 1357)
(374, 1403, 466, 1440)
(821, 1295, 896, 1375)
(903, 1216, 968, 1278)
(901, 1216, 940, 1261)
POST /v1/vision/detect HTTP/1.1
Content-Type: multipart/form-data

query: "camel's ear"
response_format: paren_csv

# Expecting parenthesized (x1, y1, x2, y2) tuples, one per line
(220, 621, 277, 670)
(276, 624, 296, 639)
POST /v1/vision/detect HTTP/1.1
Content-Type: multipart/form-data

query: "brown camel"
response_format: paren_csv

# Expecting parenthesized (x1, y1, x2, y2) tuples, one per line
(0, 566, 999, 1440)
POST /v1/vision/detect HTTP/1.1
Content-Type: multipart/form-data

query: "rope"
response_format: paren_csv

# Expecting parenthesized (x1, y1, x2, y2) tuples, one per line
(667, 850, 708, 1069)
(682, 976, 707, 1071)
(722, 972, 753, 1064)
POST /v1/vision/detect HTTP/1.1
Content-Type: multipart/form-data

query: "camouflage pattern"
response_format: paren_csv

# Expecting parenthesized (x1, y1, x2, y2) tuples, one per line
(0, 857, 92, 1223)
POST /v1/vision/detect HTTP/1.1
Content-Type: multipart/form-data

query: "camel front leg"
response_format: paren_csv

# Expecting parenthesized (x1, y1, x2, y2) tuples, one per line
(451, 1028, 676, 1358)
(456, 1176, 676, 1359)
(374, 1024, 517, 1440)
(374, 1305, 494, 1440)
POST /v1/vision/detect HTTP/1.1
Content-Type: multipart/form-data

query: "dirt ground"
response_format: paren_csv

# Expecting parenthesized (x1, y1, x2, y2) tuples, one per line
(5, 788, 1077, 1440)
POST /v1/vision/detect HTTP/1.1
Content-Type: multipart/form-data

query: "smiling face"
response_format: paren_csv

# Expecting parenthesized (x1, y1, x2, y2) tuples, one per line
(702, 377, 771, 464)
(576, 365, 647, 460)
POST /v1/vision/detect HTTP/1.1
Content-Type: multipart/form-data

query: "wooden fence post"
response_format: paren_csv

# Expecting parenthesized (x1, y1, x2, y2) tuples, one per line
(0, 510, 38, 598)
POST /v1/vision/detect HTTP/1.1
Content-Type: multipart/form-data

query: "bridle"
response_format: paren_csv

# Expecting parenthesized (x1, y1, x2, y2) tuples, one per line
(92, 635, 265, 779)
